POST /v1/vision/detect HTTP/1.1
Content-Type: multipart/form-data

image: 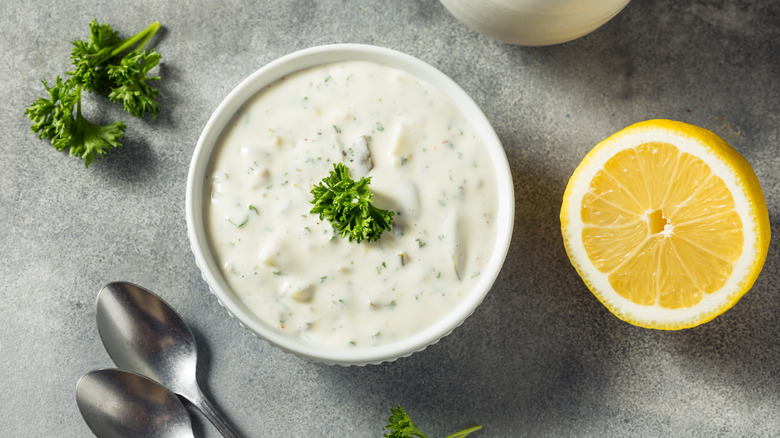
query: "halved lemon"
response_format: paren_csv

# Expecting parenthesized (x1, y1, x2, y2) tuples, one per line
(560, 119, 770, 329)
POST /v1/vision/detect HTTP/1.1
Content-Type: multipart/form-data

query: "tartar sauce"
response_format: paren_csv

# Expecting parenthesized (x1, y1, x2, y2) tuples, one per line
(205, 61, 498, 348)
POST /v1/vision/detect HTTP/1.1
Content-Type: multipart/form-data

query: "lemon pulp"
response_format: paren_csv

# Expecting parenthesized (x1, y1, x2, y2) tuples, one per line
(581, 141, 744, 309)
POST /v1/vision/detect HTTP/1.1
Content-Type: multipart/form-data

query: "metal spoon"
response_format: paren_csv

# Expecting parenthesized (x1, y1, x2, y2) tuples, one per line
(96, 281, 240, 438)
(76, 368, 194, 438)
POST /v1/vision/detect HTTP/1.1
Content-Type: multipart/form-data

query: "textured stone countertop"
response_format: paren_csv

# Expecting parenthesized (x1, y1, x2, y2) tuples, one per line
(2, 1, 779, 436)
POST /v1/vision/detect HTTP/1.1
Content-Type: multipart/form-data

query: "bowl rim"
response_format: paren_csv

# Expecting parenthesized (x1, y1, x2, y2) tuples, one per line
(185, 43, 514, 365)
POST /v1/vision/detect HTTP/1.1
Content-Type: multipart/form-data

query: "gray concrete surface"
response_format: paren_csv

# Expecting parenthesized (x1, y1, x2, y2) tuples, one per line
(2, 0, 779, 436)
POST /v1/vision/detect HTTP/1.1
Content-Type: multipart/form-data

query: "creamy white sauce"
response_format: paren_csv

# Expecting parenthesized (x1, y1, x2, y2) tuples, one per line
(205, 61, 498, 348)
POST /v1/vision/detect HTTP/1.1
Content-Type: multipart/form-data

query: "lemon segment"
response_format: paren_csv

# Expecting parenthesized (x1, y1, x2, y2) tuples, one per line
(561, 120, 770, 329)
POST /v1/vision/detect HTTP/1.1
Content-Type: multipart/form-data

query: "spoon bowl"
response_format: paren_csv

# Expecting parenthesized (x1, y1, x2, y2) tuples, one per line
(76, 368, 194, 438)
(96, 281, 239, 437)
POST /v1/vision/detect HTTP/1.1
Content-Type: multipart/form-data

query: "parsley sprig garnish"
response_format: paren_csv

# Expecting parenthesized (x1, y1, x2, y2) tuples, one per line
(25, 20, 162, 166)
(310, 163, 395, 243)
(384, 406, 482, 438)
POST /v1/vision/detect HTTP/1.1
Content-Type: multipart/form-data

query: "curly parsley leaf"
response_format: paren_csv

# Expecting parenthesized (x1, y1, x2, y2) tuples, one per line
(107, 49, 161, 118)
(384, 406, 482, 438)
(310, 163, 395, 243)
(68, 20, 122, 92)
(25, 19, 161, 166)
(385, 406, 428, 438)
(25, 76, 126, 166)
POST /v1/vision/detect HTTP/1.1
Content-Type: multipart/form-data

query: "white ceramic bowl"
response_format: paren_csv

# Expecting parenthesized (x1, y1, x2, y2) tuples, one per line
(439, 0, 631, 46)
(186, 44, 514, 366)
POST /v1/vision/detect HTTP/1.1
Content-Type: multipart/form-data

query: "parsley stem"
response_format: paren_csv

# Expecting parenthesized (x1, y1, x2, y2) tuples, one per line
(108, 21, 161, 58)
(135, 21, 161, 51)
(75, 84, 83, 118)
(445, 425, 483, 438)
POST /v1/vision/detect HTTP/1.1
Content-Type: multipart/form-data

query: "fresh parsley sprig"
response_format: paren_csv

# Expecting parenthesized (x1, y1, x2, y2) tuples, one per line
(310, 163, 395, 243)
(25, 20, 162, 166)
(384, 406, 482, 438)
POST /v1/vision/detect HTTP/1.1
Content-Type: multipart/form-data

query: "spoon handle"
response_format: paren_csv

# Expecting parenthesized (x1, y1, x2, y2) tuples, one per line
(189, 388, 242, 438)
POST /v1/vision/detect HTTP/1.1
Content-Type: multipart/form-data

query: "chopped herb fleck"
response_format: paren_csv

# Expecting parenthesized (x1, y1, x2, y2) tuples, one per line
(228, 217, 249, 228)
